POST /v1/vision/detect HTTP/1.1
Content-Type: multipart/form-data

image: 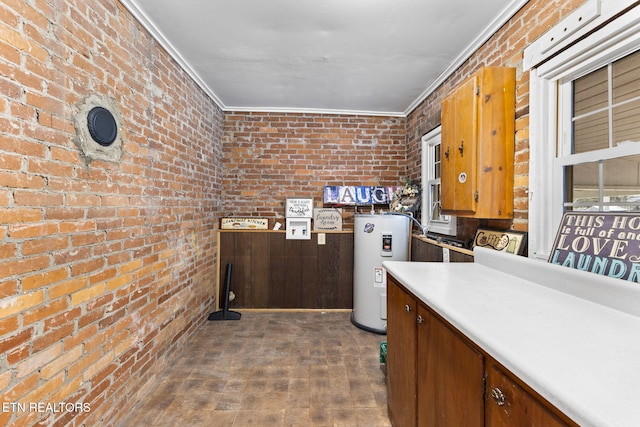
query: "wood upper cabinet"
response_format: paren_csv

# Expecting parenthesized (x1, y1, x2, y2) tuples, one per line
(441, 66, 515, 218)
(441, 73, 479, 214)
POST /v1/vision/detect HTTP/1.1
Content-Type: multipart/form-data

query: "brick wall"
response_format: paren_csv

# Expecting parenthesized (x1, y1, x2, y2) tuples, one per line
(222, 112, 407, 227)
(0, 1, 222, 426)
(406, 0, 587, 240)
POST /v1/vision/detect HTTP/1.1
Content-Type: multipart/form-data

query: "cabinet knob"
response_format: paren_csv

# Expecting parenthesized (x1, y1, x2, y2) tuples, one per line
(491, 387, 506, 406)
(404, 304, 412, 313)
(417, 315, 424, 324)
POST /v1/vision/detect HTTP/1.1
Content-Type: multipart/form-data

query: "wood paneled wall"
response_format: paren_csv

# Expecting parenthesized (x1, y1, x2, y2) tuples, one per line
(218, 231, 354, 309)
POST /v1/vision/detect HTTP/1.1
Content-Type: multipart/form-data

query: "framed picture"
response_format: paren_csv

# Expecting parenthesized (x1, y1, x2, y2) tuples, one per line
(220, 217, 269, 230)
(313, 208, 342, 231)
(472, 228, 527, 255)
(286, 198, 313, 218)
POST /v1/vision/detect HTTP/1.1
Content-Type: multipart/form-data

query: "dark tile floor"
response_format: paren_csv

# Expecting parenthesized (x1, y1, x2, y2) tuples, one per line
(120, 311, 391, 427)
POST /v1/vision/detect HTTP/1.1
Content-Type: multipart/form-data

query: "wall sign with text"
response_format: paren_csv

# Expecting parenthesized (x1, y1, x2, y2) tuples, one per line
(286, 198, 313, 218)
(313, 208, 343, 231)
(220, 218, 269, 230)
(323, 186, 400, 205)
(549, 212, 640, 283)
(473, 228, 527, 255)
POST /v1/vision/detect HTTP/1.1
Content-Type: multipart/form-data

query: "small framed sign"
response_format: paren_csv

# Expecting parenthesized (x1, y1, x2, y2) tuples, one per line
(313, 208, 343, 231)
(286, 198, 313, 218)
(473, 228, 527, 255)
(221, 218, 269, 230)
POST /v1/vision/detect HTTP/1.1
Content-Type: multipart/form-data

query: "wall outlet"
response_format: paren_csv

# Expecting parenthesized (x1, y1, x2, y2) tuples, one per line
(318, 233, 326, 245)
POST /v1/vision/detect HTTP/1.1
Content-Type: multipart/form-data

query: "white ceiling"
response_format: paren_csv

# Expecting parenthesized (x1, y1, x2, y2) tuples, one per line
(121, 0, 527, 116)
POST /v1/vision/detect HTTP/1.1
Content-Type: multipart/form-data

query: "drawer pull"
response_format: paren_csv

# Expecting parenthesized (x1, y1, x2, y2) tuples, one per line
(491, 387, 506, 406)
(404, 304, 412, 313)
(417, 315, 424, 324)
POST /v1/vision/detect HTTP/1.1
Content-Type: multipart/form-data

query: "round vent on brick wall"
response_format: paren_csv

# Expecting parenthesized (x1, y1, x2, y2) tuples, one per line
(87, 106, 118, 147)
(73, 95, 123, 164)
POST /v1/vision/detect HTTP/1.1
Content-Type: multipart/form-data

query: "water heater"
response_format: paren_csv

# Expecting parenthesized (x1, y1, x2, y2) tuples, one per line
(352, 213, 411, 333)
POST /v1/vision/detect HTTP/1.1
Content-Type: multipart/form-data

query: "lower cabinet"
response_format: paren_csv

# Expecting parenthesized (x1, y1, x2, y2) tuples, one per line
(387, 280, 417, 427)
(485, 362, 569, 426)
(418, 302, 484, 426)
(387, 275, 577, 427)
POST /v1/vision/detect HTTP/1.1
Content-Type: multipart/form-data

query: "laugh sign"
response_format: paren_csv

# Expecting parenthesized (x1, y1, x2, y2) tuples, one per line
(549, 212, 640, 283)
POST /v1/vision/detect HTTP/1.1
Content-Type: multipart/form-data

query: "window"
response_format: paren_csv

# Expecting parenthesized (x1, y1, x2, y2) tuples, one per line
(421, 127, 457, 236)
(564, 52, 640, 212)
(527, 0, 640, 259)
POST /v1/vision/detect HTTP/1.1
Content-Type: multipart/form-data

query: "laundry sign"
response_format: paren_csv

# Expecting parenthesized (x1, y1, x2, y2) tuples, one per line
(313, 208, 342, 231)
(549, 212, 640, 283)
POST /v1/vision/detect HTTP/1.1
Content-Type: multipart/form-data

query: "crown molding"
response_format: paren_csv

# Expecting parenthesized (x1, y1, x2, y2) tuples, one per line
(223, 106, 406, 118)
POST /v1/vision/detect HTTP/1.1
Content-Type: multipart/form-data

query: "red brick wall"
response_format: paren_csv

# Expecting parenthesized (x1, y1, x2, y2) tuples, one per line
(222, 112, 407, 227)
(0, 1, 222, 426)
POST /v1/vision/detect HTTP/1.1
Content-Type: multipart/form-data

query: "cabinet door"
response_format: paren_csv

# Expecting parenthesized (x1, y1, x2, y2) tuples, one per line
(440, 91, 457, 212)
(418, 304, 484, 427)
(485, 362, 573, 427)
(387, 278, 417, 427)
(441, 74, 479, 214)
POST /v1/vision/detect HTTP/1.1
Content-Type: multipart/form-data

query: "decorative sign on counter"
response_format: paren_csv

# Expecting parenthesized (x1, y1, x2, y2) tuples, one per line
(221, 218, 269, 230)
(313, 208, 343, 231)
(323, 186, 400, 205)
(286, 198, 313, 218)
(472, 228, 527, 255)
(549, 212, 640, 282)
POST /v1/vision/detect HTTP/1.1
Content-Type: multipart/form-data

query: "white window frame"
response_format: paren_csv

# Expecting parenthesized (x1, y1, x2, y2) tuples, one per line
(527, 0, 640, 260)
(421, 127, 457, 236)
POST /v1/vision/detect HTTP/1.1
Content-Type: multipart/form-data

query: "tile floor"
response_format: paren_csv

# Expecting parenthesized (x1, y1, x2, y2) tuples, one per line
(120, 311, 391, 427)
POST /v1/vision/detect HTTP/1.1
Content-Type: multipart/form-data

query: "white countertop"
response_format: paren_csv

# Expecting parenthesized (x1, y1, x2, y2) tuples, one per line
(383, 247, 640, 427)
